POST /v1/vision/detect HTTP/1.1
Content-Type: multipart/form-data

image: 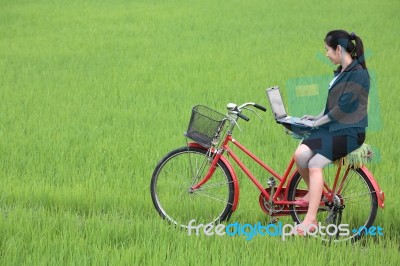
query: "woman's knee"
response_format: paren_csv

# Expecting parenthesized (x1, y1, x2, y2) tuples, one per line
(294, 145, 313, 168)
(308, 154, 332, 169)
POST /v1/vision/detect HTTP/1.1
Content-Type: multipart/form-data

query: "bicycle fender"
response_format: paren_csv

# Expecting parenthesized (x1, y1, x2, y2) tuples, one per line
(187, 142, 240, 211)
(360, 166, 385, 208)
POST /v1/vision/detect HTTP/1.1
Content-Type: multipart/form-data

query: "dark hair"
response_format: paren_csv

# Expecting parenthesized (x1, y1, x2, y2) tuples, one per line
(324, 30, 367, 70)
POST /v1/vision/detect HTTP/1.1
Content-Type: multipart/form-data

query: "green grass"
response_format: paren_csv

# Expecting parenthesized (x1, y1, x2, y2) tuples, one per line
(1, 0, 400, 265)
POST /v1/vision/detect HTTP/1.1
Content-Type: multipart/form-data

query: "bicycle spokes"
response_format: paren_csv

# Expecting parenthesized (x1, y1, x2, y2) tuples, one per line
(288, 166, 378, 242)
(151, 147, 234, 228)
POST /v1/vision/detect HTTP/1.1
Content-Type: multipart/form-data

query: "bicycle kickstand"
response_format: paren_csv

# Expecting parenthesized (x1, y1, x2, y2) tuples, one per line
(267, 178, 279, 224)
(326, 205, 345, 245)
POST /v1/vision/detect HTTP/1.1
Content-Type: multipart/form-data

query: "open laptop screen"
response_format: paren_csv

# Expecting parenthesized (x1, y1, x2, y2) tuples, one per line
(266, 87, 287, 119)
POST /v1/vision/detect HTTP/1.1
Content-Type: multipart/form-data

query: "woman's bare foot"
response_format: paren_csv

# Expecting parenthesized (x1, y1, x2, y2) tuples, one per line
(293, 193, 310, 206)
(297, 219, 318, 236)
(300, 192, 310, 202)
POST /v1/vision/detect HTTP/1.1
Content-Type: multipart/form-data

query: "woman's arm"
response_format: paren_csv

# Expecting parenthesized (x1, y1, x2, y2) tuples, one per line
(301, 109, 325, 120)
(300, 110, 330, 128)
(326, 70, 369, 124)
(313, 114, 331, 127)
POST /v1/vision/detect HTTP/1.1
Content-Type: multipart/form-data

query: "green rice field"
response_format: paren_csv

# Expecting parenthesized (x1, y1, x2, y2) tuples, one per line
(1, 0, 399, 265)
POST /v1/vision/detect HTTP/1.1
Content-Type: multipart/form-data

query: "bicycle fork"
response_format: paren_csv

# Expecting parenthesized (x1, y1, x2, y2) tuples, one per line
(190, 149, 223, 191)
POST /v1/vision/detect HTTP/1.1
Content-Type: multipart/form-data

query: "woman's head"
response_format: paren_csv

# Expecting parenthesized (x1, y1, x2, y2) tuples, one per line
(324, 30, 366, 69)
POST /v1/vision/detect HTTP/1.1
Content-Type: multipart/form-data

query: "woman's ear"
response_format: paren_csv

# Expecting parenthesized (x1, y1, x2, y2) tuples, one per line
(336, 45, 342, 53)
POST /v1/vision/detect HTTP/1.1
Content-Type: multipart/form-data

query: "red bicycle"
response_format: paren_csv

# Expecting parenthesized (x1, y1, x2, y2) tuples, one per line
(150, 102, 385, 242)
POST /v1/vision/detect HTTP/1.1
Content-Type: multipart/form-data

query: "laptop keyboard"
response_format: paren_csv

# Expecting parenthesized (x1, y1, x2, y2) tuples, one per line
(282, 116, 314, 127)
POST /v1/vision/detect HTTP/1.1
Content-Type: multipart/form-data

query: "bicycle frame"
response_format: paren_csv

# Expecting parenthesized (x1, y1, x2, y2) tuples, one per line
(189, 134, 298, 214)
(189, 132, 384, 216)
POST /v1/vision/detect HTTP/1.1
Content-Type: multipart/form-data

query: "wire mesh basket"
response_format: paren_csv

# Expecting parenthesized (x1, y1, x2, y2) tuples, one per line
(184, 105, 227, 148)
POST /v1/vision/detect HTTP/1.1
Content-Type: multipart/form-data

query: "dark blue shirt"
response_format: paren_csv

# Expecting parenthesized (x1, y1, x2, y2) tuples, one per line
(324, 59, 370, 131)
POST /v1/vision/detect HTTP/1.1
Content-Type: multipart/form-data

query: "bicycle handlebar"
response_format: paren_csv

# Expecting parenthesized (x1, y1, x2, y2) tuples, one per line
(254, 103, 267, 112)
(237, 112, 250, 121)
(228, 102, 266, 121)
(236, 102, 266, 112)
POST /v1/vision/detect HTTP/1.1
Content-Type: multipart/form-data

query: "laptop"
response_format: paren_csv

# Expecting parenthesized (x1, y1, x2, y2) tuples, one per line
(266, 86, 315, 128)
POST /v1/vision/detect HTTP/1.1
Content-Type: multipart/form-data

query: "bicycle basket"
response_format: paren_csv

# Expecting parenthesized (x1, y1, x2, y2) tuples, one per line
(184, 105, 227, 148)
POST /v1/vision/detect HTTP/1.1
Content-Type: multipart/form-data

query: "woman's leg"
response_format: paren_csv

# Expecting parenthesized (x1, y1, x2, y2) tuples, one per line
(300, 153, 332, 230)
(294, 144, 314, 200)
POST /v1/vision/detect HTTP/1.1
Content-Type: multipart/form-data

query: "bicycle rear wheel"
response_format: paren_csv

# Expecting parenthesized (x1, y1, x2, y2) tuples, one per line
(288, 166, 378, 243)
(150, 146, 235, 228)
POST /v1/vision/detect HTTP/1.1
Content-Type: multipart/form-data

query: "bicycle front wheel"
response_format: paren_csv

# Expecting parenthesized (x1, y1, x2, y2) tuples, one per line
(288, 166, 378, 243)
(150, 146, 235, 228)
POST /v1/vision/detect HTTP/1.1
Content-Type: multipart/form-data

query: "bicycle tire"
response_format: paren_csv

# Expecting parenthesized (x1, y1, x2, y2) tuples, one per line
(288, 167, 378, 243)
(150, 146, 235, 228)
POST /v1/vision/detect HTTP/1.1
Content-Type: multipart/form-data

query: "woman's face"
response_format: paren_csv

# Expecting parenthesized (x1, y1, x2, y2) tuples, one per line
(325, 43, 340, 65)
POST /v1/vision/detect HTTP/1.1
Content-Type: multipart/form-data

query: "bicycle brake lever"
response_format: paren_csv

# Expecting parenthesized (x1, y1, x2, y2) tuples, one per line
(242, 107, 263, 121)
(231, 117, 242, 132)
(227, 113, 242, 132)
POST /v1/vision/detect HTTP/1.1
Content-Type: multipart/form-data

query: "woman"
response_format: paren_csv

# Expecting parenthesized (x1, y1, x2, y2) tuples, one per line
(294, 30, 370, 235)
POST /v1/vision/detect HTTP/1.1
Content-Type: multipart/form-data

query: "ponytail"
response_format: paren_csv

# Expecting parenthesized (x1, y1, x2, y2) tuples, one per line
(325, 30, 367, 69)
(351, 33, 367, 69)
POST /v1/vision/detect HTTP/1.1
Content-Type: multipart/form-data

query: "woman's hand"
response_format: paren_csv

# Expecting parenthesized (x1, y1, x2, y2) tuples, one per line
(301, 115, 318, 121)
(313, 115, 332, 127)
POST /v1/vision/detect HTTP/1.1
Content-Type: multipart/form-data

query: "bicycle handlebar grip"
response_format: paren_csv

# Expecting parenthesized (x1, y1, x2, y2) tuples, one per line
(237, 112, 250, 121)
(254, 103, 267, 112)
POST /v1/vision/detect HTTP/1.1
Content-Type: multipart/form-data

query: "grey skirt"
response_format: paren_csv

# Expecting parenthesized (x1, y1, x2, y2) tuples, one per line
(301, 126, 365, 161)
